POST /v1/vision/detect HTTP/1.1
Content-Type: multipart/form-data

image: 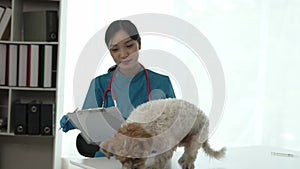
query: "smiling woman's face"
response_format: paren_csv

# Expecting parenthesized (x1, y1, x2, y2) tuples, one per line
(109, 29, 140, 70)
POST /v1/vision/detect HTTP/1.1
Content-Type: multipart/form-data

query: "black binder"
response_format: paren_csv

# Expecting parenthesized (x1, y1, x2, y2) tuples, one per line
(40, 104, 53, 135)
(27, 103, 40, 135)
(23, 10, 58, 42)
(14, 103, 27, 134)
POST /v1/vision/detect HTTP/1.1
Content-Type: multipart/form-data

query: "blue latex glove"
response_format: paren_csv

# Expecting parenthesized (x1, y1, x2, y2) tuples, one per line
(94, 149, 107, 157)
(60, 115, 75, 132)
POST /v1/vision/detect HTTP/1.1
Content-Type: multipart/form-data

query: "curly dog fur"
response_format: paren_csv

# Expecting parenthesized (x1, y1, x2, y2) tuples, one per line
(100, 98, 226, 169)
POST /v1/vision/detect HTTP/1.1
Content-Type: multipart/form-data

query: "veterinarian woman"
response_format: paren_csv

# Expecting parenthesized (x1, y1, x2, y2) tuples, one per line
(60, 20, 176, 157)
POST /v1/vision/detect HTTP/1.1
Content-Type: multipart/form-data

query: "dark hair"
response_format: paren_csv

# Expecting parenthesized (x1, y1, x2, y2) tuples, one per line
(105, 20, 141, 48)
(107, 65, 117, 72)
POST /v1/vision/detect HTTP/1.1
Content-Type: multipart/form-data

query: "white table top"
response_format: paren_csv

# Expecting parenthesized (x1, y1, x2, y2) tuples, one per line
(70, 146, 300, 169)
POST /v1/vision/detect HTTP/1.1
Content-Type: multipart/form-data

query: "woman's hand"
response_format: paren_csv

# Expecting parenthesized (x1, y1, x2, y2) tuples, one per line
(60, 115, 75, 132)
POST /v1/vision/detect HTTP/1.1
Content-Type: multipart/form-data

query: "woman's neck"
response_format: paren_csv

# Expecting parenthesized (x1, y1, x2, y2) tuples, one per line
(119, 63, 142, 77)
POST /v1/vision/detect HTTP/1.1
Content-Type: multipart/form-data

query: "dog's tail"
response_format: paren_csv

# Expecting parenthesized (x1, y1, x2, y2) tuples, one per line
(202, 140, 226, 160)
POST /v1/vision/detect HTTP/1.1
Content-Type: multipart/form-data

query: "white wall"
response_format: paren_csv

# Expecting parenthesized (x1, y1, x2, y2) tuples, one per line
(58, 0, 300, 159)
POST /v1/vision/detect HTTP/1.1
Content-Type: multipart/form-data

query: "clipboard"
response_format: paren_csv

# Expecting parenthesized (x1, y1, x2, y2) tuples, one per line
(67, 107, 125, 145)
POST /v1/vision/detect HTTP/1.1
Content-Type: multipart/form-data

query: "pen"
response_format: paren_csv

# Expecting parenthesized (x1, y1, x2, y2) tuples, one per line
(58, 117, 70, 131)
(58, 107, 78, 131)
(271, 152, 296, 158)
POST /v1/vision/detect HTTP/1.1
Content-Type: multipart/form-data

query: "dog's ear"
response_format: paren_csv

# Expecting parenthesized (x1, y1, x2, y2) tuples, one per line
(100, 146, 111, 159)
(100, 134, 125, 158)
(100, 140, 115, 159)
(100, 123, 154, 158)
(118, 123, 154, 158)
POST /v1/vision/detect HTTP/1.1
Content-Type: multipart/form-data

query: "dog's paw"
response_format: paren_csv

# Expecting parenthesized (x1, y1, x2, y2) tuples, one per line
(146, 167, 158, 169)
(178, 157, 186, 165)
(146, 164, 164, 169)
(178, 157, 195, 169)
(182, 163, 195, 169)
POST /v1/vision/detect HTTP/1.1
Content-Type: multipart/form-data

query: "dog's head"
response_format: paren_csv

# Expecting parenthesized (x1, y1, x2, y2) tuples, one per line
(100, 122, 154, 169)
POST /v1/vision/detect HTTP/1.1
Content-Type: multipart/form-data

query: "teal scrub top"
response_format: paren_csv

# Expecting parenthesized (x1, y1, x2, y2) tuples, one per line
(82, 69, 176, 116)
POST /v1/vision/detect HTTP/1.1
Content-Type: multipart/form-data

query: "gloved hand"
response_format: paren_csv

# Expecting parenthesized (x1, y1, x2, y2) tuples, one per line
(60, 115, 75, 132)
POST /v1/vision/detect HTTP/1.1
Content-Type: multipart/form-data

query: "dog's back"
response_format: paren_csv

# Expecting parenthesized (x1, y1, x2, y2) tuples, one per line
(127, 98, 209, 144)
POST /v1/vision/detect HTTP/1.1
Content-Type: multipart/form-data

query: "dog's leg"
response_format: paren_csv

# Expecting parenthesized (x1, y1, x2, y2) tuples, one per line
(178, 135, 201, 169)
(146, 147, 176, 169)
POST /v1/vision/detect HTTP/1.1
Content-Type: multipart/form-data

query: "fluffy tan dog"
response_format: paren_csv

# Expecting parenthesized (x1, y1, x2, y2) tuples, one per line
(100, 98, 225, 169)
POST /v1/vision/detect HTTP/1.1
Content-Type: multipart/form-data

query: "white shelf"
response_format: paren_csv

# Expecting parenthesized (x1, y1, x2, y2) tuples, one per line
(0, 86, 56, 91)
(0, 131, 13, 136)
(0, 40, 59, 45)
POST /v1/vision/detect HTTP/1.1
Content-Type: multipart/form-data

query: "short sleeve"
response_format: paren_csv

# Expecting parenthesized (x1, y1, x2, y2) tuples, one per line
(165, 77, 176, 98)
(82, 79, 101, 109)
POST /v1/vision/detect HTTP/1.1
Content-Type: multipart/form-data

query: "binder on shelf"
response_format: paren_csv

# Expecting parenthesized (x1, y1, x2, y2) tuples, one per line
(0, 6, 5, 20)
(14, 103, 27, 135)
(43, 45, 53, 87)
(27, 103, 40, 135)
(27, 45, 39, 87)
(38, 45, 45, 87)
(0, 7, 12, 40)
(51, 45, 57, 87)
(0, 44, 6, 85)
(40, 104, 54, 135)
(24, 10, 58, 42)
(8, 44, 18, 86)
(18, 45, 28, 87)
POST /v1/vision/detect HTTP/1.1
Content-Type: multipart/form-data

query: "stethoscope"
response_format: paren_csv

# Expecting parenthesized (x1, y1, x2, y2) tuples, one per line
(101, 65, 151, 108)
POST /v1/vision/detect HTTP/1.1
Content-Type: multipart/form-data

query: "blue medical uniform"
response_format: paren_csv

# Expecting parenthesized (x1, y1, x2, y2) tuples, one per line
(82, 69, 176, 157)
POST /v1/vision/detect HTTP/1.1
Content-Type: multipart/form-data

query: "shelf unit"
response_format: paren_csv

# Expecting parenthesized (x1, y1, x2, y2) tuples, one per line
(0, 0, 60, 169)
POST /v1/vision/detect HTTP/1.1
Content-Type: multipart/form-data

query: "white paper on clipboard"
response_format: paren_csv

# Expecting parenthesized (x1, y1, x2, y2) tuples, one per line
(67, 107, 125, 145)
